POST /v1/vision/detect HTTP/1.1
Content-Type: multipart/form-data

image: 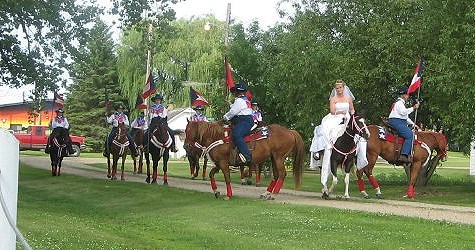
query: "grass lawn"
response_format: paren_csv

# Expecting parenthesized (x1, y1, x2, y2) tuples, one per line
(17, 164, 475, 250)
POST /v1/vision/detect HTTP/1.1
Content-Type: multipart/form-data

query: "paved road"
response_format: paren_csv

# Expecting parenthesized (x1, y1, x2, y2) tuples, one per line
(20, 155, 475, 225)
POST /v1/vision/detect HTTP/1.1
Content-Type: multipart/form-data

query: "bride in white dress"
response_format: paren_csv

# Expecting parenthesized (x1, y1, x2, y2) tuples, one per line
(309, 80, 355, 192)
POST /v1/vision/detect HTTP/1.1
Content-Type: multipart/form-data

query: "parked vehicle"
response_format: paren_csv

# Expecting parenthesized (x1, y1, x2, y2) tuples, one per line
(14, 125, 86, 157)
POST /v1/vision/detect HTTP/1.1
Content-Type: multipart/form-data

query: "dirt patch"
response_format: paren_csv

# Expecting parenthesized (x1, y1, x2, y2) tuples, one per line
(20, 155, 475, 225)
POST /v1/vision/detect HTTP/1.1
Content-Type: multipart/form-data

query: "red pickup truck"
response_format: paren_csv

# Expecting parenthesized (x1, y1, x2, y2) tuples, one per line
(14, 125, 86, 157)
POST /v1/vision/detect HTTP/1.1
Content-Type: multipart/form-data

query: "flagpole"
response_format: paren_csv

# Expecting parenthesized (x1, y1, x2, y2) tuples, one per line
(144, 22, 153, 124)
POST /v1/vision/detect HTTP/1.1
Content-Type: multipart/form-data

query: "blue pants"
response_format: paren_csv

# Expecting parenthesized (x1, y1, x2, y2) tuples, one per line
(107, 127, 137, 154)
(388, 118, 414, 156)
(231, 115, 254, 161)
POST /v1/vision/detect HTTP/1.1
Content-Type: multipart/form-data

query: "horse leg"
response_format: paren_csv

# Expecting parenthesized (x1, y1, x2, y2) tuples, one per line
(221, 164, 233, 200)
(407, 161, 422, 199)
(343, 172, 350, 200)
(358, 153, 379, 199)
(247, 165, 254, 185)
(260, 161, 278, 199)
(57, 159, 62, 176)
(328, 174, 338, 195)
(138, 151, 143, 174)
(145, 151, 151, 183)
(209, 166, 220, 198)
(320, 148, 332, 198)
(107, 155, 111, 178)
(121, 155, 126, 181)
(162, 150, 169, 185)
(367, 170, 382, 199)
(188, 155, 197, 179)
(255, 163, 262, 187)
(151, 153, 159, 184)
(133, 154, 137, 174)
(111, 156, 118, 180)
(240, 166, 247, 185)
(201, 155, 208, 180)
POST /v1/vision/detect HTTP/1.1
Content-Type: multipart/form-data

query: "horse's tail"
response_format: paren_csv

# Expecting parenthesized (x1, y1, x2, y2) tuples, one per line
(290, 130, 305, 189)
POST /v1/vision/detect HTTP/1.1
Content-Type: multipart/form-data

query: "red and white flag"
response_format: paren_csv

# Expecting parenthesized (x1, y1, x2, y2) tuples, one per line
(53, 91, 64, 108)
(407, 58, 424, 94)
(190, 87, 209, 106)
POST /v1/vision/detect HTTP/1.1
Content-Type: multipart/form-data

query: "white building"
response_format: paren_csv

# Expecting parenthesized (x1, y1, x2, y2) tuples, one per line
(167, 107, 196, 159)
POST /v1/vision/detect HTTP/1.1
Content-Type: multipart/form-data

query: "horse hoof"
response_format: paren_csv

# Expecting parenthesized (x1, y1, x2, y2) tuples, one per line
(255, 183, 261, 187)
(241, 182, 247, 185)
(121, 177, 125, 181)
(322, 192, 330, 200)
(223, 196, 230, 201)
(145, 177, 150, 184)
(214, 192, 220, 198)
(151, 180, 157, 184)
(266, 195, 275, 200)
(163, 182, 168, 186)
(362, 194, 370, 199)
(344, 196, 350, 201)
(260, 194, 268, 199)
(107, 175, 111, 178)
(376, 193, 384, 199)
(246, 180, 253, 185)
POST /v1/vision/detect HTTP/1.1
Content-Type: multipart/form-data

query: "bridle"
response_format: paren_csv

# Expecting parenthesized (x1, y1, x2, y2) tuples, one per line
(332, 114, 370, 166)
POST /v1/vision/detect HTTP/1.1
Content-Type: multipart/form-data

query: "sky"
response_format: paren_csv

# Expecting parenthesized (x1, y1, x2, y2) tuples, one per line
(0, 0, 288, 105)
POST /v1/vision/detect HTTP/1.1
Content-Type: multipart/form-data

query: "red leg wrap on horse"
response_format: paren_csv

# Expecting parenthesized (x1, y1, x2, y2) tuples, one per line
(267, 179, 277, 192)
(152, 170, 157, 180)
(273, 179, 284, 194)
(226, 183, 233, 197)
(163, 172, 168, 181)
(357, 179, 365, 191)
(190, 165, 195, 175)
(368, 175, 379, 189)
(256, 173, 261, 183)
(210, 178, 217, 190)
(407, 185, 415, 198)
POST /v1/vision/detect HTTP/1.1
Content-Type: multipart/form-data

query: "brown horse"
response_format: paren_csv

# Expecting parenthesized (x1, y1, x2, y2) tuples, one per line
(107, 122, 129, 180)
(49, 127, 68, 176)
(144, 117, 171, 185)
(357, 125, 448, 199)
(184, 120, 305, 200)
(131, 129, 145, 174)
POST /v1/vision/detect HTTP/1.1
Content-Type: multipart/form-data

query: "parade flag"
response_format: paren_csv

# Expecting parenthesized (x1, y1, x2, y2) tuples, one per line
(135, 93, 147, 109)
(190, 87, 209, 106)
(245, 89, 253, 101)
(225, 57, 235, 90)
(142, 71, 156, 99)
(407, 58, 424, 94)
(53, 91, 64, 108)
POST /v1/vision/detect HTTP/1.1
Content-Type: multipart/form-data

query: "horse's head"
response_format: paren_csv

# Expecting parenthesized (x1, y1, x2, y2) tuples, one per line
(52, 127, 67, 144)
(434, 131, 448, 162)
(184, 120, 200, 152)
(151, 117, 170, 143)
(348, 113, 370, 140)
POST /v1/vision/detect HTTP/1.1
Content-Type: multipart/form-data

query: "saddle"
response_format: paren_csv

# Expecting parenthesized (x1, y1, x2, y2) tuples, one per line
(379, 120, 420, 165)
(223, 125, 270, 166)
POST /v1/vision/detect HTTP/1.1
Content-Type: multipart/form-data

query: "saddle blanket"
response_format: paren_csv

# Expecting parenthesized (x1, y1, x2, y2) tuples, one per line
(377, 126, 421, 145)
(223, 126, 269, 144)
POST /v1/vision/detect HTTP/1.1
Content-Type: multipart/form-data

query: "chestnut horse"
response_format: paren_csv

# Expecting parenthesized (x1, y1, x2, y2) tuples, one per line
(184, 120, 305, 200)
(106, 122, 129, 180)
(49, 127, 68, 176)
(132, 129, 145, 174)
(144, 117, 171, 185)
(357, 126, 448, 199)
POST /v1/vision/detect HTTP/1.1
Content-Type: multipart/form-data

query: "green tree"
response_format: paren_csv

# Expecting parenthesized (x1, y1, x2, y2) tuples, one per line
(66, 19, 126, 151)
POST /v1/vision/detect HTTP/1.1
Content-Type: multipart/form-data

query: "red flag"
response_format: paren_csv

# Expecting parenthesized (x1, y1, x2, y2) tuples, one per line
(225, 57, 235, 91)
(190, 87, 209, 106)
(135, 94, 147, 109)
(407, 58, 424, 94)
(53, 91, 64, 108)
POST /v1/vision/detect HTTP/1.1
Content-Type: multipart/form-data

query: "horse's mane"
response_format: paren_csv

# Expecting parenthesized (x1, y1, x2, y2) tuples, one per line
(196, 121, 224, 142)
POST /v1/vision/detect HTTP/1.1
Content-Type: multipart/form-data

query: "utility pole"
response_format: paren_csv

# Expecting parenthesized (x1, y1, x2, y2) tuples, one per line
(224, 3, 231, 47)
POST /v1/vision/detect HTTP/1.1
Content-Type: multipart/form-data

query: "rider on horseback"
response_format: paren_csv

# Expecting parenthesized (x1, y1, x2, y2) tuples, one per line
(190, 105, 208, 122)
(103, 104, 139, 157)
(129, 111, 148, 137)
(223, 81, 254, 165)
(45, 108, 74, 155)
(147, 94, 178, 152)
(388, 86, 420, 163)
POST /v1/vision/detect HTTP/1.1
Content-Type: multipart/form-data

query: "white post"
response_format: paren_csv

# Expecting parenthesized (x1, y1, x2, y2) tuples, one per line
(470, 140, 475, 176)
(0, 129, 20, 250)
